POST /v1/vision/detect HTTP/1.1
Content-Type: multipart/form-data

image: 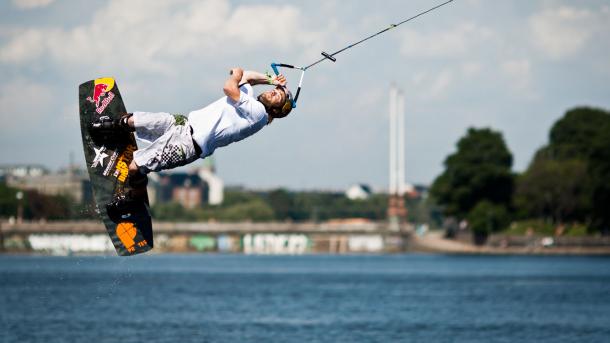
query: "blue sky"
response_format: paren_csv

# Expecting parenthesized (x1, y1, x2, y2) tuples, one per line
(1, 0, 609, 190)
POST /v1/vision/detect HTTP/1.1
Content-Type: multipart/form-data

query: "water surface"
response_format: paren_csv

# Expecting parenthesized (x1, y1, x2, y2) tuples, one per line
(1, 254, 609, 342)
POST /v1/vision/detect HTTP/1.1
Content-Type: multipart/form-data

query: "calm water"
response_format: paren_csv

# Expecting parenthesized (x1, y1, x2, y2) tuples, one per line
(1, 254, 609, 343)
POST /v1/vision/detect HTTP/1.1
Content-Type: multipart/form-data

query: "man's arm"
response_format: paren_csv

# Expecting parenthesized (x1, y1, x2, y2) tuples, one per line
(224, 67, 288, 102)
(223, 67, 244, 102)
(239, 70, 286, 87)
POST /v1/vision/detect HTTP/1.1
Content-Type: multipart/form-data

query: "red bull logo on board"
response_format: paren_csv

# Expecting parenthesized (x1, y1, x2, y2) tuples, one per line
(86, 77, 116, 114)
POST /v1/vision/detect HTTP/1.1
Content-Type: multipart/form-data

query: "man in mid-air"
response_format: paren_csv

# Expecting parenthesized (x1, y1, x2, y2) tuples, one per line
(90, 67, 293, 209)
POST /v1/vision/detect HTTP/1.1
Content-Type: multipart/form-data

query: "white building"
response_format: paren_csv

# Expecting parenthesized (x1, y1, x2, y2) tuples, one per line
(198, 157, 224, 205)
(345, 184, 372, 200)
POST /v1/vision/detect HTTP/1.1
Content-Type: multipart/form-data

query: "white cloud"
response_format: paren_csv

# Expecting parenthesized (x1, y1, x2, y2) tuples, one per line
(529, 5, 610, 59)
(410, 69, 453, 100)
(501, 59, 532, 93)
(0, 29, 47, 62)
(12, 0, 54, 9)
(460, 62, 481, 78)
(400, 22, 494, 58)
(428, 70, 453, 97)
(60, 103, 78, 122)
(499, 59, 540, 100)
(354, 87, 384, 112)
(0, 79, 53, 129)
(464, 0, 481, 6)
(0, 0, 325, 73)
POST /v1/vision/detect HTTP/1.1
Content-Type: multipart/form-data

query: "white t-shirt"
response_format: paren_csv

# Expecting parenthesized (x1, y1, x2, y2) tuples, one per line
(189, 84, 268, 158)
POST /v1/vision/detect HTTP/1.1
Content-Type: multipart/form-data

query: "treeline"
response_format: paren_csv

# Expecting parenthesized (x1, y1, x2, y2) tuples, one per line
(152, 189, 435, 223)
(0, 183, 95, 220)
(0, 177, 434, 224)
(430, 107, 610, 240)
(154, 190, 383, 222)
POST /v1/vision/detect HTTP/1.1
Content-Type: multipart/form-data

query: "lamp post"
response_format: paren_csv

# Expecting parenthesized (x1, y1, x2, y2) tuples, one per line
(16, 191, 23, 224)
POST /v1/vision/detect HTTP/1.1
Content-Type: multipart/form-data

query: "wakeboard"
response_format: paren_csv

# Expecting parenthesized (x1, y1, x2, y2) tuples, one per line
(78, 77, 153, 256)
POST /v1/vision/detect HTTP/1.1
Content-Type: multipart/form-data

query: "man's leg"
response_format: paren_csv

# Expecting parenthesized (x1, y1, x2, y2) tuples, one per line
(132, 117, 198, 175)
(105, 113, 174, 222)
(132, 112, 176, 143)
(108, 124, 199, 222)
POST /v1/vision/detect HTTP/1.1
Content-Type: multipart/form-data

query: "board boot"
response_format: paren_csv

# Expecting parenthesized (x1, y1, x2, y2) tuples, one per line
(106, 171, 148, 223)
(88, 113, 133, 146)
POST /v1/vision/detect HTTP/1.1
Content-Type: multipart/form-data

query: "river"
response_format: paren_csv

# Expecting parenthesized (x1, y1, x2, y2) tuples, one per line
(1, 254, 609, 342)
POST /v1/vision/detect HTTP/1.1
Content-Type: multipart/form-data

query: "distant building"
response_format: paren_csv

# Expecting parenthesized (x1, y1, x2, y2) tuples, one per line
(152, 158, 224, 208)
(198, 157, 223, 205)
(413, 184, 429, 199)
(1, 164, 92, 203)
(155, 173, 208, 209)
(402, 183, 429, 199)
(0, 165, 48, 179)
(346, 184, 372, 200)
(0, 158, 227, 208)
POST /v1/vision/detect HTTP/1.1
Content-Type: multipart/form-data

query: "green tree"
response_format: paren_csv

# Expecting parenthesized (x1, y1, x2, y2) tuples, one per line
(548, 107, 610, 160)
(153, 202, 198, 221)
(588, 119, 610, 233)
(266, 189, 295, 220)
(515, 158, 589, 224)
(222, 189, 261, 207)
(218, 199, 275, 222)
(467, 200, 510, 245)
(431, 127, 514, 219)
(0, 183, 18, 218)
(515, 107, 610, 233)
(24, 191, 71, 220)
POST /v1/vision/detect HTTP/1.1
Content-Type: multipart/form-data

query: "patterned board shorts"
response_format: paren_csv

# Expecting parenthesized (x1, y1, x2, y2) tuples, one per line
(132, 112, 199, 173)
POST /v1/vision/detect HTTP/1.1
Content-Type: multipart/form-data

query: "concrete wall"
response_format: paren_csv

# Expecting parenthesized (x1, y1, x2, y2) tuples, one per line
(0, 220, 412, 255)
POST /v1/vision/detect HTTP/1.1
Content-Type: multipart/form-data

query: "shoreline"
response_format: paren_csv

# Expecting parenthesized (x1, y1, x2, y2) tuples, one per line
(2, 220, 609, 256)
(410, 231, 610, 255)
